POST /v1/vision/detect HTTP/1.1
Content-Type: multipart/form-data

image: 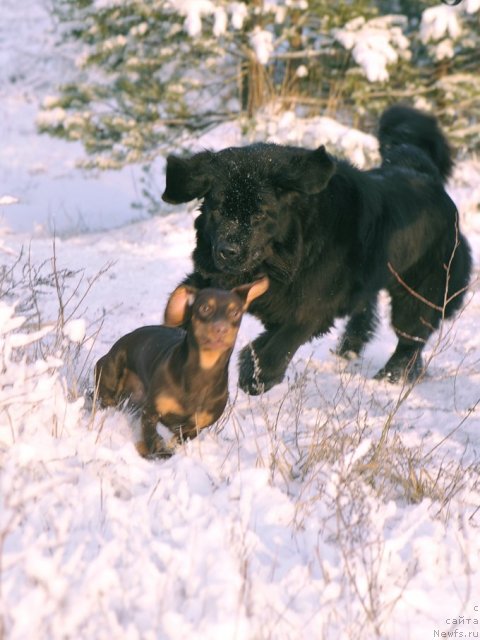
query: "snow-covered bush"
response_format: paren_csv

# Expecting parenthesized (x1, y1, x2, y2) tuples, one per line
(40, 0, 372, 145)
(0, 300, 84, 446)
(0, 245, 98, 451)
(37, 0, 479, 172)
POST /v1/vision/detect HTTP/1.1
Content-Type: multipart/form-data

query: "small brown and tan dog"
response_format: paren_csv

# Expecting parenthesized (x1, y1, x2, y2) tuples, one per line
(94, 276, 269, 457)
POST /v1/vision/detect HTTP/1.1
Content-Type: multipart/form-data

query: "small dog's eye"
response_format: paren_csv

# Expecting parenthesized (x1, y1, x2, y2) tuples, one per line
(199, 303, 213, 317)
(229, 307, 242, 321)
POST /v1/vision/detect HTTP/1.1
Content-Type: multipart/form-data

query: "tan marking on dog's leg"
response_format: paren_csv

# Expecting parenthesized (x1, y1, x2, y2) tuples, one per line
(135, 441, 149, 458)
(194, 411, 215, 429)
(155, 395, 184, 416)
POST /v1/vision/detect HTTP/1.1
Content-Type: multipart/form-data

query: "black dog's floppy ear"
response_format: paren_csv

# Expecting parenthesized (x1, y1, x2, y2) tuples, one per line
(162, 152, 213, 204)
(277, 146, 335, 195)
(164, 285, 197, 326)
(233, 276, 270, 309)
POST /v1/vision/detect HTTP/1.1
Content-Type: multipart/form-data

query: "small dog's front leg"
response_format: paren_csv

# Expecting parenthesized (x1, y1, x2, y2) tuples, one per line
(138, 409, 175, 458)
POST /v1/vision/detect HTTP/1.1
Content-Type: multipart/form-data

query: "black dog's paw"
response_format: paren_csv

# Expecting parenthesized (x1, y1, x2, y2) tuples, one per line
(334, 344, 360, 361)
(238, 344, 283, 395)
(335, 330, 370, 361)
(374, 354, 424, 384)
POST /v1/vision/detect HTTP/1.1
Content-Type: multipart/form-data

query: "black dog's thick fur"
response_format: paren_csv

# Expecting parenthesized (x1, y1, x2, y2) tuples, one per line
(162, 105, 472, 393)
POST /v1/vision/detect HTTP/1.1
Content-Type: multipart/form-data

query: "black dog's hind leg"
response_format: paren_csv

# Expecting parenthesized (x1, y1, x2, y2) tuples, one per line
(378, 236, 471, 383)
(377, 267, 444, 383)
(239, 323, 316, 395)
(374, 338, 425, 383)
(336, 296, 379, 359)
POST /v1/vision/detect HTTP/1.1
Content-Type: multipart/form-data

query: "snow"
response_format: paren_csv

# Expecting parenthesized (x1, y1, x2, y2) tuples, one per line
(465, 0, 480, 12)
(0, 196, 19, 207)
(255, 109, 379, 168)
(1, 3, 480, 640)
(213, 7, 228, 37)
(1, 151, 479, 640)
(0, 0, 146, 235)
(250, 27, 275, 65)
(420, 5, 463, 45)
(63, 319, 87, 344)
(230, 2, 248, 30)
(334, 16, 410, 83)
(420, 1, 480, 59)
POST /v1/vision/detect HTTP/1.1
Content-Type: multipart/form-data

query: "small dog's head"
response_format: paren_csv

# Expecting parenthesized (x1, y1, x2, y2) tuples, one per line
(162, 144, 335, 275)
(164, 277, 269, 356)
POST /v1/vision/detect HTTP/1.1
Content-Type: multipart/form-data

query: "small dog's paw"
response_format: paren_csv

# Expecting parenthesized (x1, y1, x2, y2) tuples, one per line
(136, 435, 175, 459)
(135, 440, 150, 458)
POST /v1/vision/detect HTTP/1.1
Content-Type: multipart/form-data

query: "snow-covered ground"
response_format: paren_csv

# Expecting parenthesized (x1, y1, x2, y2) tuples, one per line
(1, 167, 479, 639)
(0, 0, 147, 235)
(1, 3, 480, 640)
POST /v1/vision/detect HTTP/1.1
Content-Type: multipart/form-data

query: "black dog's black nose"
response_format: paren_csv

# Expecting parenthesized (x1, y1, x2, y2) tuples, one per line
(216, 242, 240, 262)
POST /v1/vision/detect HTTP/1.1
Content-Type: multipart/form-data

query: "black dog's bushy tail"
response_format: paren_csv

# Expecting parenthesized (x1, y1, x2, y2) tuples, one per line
(378, 105, 453, 183)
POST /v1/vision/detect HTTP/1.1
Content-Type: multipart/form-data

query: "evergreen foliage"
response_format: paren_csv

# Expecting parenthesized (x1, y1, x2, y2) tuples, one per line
(38, 0, 480, 169)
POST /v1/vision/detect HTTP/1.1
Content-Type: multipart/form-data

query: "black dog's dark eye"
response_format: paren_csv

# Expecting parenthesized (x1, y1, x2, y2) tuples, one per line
(251, 212, 266, 224)
(273, 185, 288, 198)
(207, 208, 222, 223)
(208, 191, 225, 207)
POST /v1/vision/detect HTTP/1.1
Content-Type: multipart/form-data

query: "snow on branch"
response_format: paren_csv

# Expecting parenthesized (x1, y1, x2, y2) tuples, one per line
(334, 15, 410, 83)
(420, 1, 480, 59)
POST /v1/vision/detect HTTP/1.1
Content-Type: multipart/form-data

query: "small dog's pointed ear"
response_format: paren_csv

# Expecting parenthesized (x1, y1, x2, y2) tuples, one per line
(162, 152, 213, 204)
(164, 285, 197, 326)
(233, 276, 270, 309)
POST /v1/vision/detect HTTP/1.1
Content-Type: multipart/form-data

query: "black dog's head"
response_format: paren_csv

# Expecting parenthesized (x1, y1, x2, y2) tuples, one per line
(162, 143, 335, 276)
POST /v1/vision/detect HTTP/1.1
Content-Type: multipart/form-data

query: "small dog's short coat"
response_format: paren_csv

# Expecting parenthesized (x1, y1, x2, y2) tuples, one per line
(95, 277, 269, 457)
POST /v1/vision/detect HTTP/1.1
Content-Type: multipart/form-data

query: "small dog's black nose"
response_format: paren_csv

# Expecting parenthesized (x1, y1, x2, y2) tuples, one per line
(216, 242, 240, 262)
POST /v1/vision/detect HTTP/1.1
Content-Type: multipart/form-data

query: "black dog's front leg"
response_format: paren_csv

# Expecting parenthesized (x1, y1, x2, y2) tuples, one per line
(238, 324, 314, 395)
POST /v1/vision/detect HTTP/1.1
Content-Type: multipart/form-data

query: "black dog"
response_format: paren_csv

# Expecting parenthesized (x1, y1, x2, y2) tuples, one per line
(162, 105, 472, 393)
